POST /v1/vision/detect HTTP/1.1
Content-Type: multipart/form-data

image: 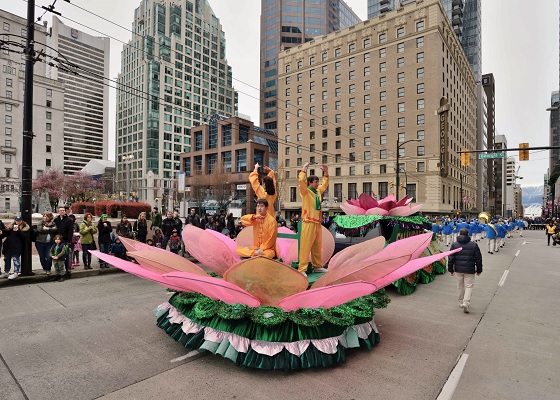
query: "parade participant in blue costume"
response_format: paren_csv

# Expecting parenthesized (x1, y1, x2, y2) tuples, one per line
(431, 219, 442, 236)
(485, 220, 498, 254)
(442, 219, 453, 246)
(508, 220, 516, 238)
(516, 218, 525, 237)
(451, 219, 460, 244)
(496, 221, 507, 250)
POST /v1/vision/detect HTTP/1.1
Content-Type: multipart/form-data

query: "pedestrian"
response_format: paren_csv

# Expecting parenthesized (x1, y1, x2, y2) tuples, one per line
(110, 236, 127, 260)
(297, 162, 329, 276)
(205, 215, 219, 231)
(146, 238, 154, 246)
(54, 206, 75, 276)
(185, 208, 200, 228)
(168, 229, 181, 254)
(35, 212, 57, 274)
(71, 232, 82, 269)
(226, 212, 236, 238)
(133, 212, 148, 243)
(50, 234, 69, 282)
(448, 228, 483, 313)
(0, 219, 5, 260)
(151, 206, 162, 231)
(152, 227, 164, 248)
(79, 212, 97, 269)
(115, 215, 133, 238)
(97, 214, 112, 268)
(0, 216, 30, 280)
(161, 211, 175, 249)
(546, 220, 556, 246)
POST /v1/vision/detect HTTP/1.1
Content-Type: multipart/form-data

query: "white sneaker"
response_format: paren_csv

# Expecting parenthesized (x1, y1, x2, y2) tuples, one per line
(461, 303, 469, 313)
(313, 267, 328, 273)
(0, 272, 10, 278)
(8, 273, 19, 280)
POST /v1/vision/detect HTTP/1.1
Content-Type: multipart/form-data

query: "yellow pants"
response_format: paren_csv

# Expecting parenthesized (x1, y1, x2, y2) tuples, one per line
(298, 221, 322, 272)
(236, 245, 275, 259)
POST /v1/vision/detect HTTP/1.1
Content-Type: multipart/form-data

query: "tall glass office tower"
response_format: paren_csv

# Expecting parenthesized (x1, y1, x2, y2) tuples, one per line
(116, 0, 238, 203)
(368, 0, 481, 81)
(260, 0, 361, 130)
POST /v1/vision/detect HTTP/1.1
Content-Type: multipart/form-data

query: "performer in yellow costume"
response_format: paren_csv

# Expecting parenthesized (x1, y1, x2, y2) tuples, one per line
(298, 162, 329, 276)
(249, 163, 277, 218)
(235, 199, 278, 259)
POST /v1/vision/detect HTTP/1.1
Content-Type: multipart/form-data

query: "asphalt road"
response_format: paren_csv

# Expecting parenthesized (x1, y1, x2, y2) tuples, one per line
(0, 230, 558, 400)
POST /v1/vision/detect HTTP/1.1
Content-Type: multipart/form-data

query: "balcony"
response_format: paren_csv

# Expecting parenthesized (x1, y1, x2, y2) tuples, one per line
(380, 5, 392, 13)
(452, 0, 464, 7)
(0, 146, 16, 155)
(452, 7, 463, 18)
(452, 15, 463, 26)
(380, 0, 390, 4)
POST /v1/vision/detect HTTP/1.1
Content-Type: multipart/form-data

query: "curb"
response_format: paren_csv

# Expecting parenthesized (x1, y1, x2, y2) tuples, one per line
(0, 266, 124, 288)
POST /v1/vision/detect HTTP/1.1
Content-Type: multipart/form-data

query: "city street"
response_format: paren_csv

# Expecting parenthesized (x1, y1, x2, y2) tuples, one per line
(0, 229, 558, 400)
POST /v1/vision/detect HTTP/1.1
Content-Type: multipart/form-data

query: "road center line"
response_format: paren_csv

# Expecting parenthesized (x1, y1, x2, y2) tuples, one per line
(437, 353, 469, 400)
(170, 350, 199, 363)
(515, 250, 520, 257)
(522, 241, 526, 245)
(498, 270, 509, 287)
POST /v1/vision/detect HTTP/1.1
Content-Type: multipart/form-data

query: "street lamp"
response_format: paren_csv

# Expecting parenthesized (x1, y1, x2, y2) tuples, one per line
(123, 154, 134, 202)
(396, 139, 421, 201)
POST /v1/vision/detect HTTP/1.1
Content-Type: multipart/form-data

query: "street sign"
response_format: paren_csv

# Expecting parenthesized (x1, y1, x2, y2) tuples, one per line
(478, 152, 506, 159)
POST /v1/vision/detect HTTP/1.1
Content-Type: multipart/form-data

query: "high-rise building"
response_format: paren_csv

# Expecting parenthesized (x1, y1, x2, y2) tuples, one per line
(259, 0, 361, 131)
(368, 0, 481, 81)
(549, 91, 560, 174)
(0, 10, 65, 213)
(278, 0, 478, 214)
(476, 83, 487, 212)
(116, 0, 238, 204)
(47, 16, 110, 174)
(482, 73, 496, 214)
(494, 134, 507, 216)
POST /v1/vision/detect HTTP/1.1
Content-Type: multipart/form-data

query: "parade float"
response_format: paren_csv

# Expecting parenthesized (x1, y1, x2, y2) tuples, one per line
(91, 219, 458, 370)
(330, 193, 448, 295)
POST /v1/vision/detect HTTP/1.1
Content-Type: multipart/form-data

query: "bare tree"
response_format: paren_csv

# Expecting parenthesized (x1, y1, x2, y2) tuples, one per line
(207, 161, 232, 212)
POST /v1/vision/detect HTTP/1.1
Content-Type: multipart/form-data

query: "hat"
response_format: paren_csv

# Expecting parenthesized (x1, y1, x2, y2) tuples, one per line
(153, 206, 158, 211)
(100, 214, 108, 220)
(14, 216, 22, 221)
(172, 229, 178, 233)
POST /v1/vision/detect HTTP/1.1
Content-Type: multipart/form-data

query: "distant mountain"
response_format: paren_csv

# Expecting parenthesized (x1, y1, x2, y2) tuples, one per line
(522, 186, 543, 207)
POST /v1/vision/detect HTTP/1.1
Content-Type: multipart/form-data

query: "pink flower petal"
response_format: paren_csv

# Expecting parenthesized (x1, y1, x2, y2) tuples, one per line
(279, 281, 377, 311)
(358, 193, 378, 210)
(395, 196, 410, 207)
(328, 236, 386, 270)
(365, 207, 389, 216)
(127, 250, 208, 276)
(182, 225, 238, 276)
(206, 229, 242, 261)
(340, 203, 367, 215)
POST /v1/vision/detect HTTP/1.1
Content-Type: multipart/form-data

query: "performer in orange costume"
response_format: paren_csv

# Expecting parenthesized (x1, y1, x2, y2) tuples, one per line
(298, 162, 329, 275)
(235, 199, 277, 259)
(249, 163, 277, 218)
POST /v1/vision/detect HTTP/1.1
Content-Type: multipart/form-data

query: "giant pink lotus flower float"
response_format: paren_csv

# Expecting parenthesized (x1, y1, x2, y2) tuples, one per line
(90, 227, 458, 370)
(341, 193, 422, 216)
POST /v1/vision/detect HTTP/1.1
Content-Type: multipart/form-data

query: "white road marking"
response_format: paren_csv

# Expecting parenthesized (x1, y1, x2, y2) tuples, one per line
(522, 241, 526, 245)
(437, 353, 469, 400)
(515, 250, 520, 257)
(170, 350, 199, 363)
(498, 270, 509, 287)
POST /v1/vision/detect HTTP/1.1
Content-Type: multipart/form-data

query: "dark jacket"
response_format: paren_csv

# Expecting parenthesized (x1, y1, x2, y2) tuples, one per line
(35, 220, 58, 243)
(161, 217, 176, 236)
(97, 220, 113, 244)
(133, 219, 148, 238)
(54, 215, 74, 243)
(50, 241, 69, 260)
(2, 222, 30, 255)
(448, 234, 483, 275)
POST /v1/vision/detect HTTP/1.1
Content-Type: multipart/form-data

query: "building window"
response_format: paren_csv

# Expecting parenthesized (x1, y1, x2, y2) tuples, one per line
(379, 182, 388, 199)
(349, 71, 355, 80)
(364, 37, 371, 48)
(335, 48, 341, 57)
(285, 88, 290, 96)
(397, 43, 404, 53)
(380, 135, 387, 145)
(349, 138, 356, 148)
(297, 85, 302, 93)
(349, 43, 356, 52)
(397, 72, 405, 83)
(335, 61, 341, 71)
(349, 84, 355, 94)
(396, 27, 405, 38)
(322, 52, 328, 61)
(417, 67, 424, 78)
(309, 56, 315, 65)
(335, 74, 341, 83)
(5, 127, 12, 135)
(380, 164, 386, 174)
(416, 20, 425, 32)
(379, 62, 386, 72)
(6, 78, 12, 87)
(46, 111, 52, 119)
(364, 165, 371, 175)
(398, 87, 405, 97)
(309, 81, 315, 90)
(379, 32, 387, 43)
(46, 123, 52, 131)
(398, 133, 406, 143)
(417, 114, 425, 125)
(417, 130, 425, 140)
(417, 52, 424, 63)
(322, 103, 328, 112)
(417, 162, 425, 172)
(364, 80, 370, 90)
(380, 120, 386, 130)
(322, 65, 328, 74)
(335, 88, 341, 97)
(417, 146, 425, 156)
(297, 60, 302, 69)
(46, 134, 51, 142)
(406, 184, 417, 202)
(364, 94, 370, 104)
(380, 77, 386, 87)
(5, 104, 12, 111)
(364, 151, 371, 161)
(348, 57, 355, 67)
(380, 150, 387, 159)
(380, 91, 386, 101)
(349, 111, 356, 121)
(335, 141, 341, 149)
(3, 22, 10, 31)
(416, 37, 424, 48)
(5, 115, 12, 124)
(398, 117, 405, 128)
(46, 145, 51, 153)
(380, 105, 387, 116)
(364, 52, 370, 62)
(348, 98, 355, 107)
(5, 154, 12, 163)
(417, 83, 425, 94)
(335, 167, 341, 176)
(364, 66, 370, 76)
(398, 103, 405, 113)
(349, 125, 356, 134)
(286, 64, 291, 73)
(379, 48, 386, 58)
(364, 123, 371, 132)
(417, 99, 425, 109)
(364, 137, 371, 146)
(397, 57, 404, 68)
(290, 187, 297, 202)
(324, 90, 329, 99)
(46, 158, 52, 167)
(5, 90, 12, 99)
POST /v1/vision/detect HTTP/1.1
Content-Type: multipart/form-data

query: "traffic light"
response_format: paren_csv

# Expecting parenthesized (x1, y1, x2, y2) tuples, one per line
(460, 149, 470, 166)
(400, 182, 404, 189)
(389, 180, 394, 188)
(519, 143, 529, 161)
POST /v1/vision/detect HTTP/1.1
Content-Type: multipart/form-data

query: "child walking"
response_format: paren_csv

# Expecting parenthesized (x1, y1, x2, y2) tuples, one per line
(50, 235, 69, 282)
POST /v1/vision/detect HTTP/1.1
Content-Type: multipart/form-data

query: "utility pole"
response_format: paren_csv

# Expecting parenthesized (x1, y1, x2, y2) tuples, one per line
(20, 0, 35, 276)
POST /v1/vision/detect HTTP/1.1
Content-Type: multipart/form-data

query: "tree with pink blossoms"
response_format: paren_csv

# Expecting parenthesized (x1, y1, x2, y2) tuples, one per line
(33, 170, 106, 208)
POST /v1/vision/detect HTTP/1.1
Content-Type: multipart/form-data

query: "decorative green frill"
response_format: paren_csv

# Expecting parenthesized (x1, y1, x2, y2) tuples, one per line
(331, 215, 431, 237)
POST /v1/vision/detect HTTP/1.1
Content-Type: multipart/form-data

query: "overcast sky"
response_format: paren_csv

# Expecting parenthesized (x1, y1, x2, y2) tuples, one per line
(4, 0, 558, 187)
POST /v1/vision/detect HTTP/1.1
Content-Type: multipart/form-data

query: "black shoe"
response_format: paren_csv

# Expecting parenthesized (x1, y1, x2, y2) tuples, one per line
(49, 276, 59, 282)
(490, 252, 493, 254)
(58, 276, 65, 282)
